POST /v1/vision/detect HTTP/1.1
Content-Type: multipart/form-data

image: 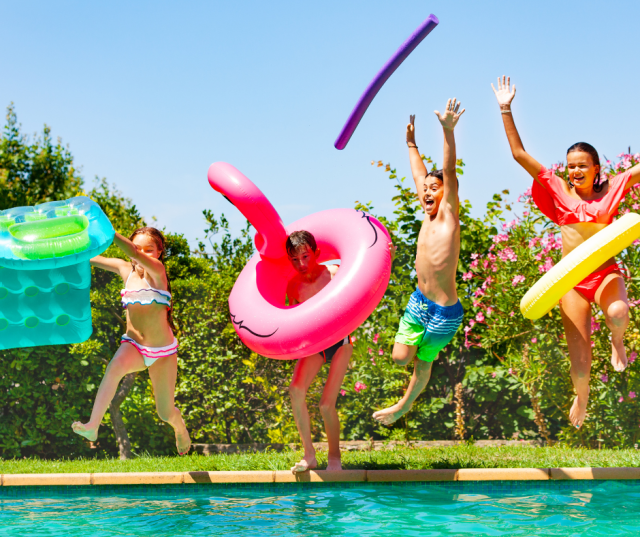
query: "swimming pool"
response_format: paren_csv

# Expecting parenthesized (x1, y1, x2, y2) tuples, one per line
(1, 480, 639, 536)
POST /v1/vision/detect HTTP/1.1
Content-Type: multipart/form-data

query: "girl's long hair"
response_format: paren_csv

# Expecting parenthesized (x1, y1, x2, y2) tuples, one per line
(129, 227, 176, 332)
(567, 142, 605, 192)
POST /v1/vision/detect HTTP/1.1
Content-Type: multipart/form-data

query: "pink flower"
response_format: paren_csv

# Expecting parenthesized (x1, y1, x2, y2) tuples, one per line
(492, 234, 509, 243)
(633, 204, 640, 210)
(373, 333, 379, 344)
(354, 381, 367, 393)
(619, 396, 624, 403)
(601, 374, 608, 383)
(509, 311, 515, 317)
(539, 257, 554, 273)
(378, 348, 384, 356)
(482, 277, 493, 290)
(486, 307, 494, 317)
(591, 318, 601, 334)
(340, 389, 346, 396)
(630, 352, 638, 363)
(512, 275, 525, 286)
(498, 247, 517, 262)
(470, 259, 479, 269)
(469, 319, 476, 328)
(528, 237, 540, 248)
(367, 347, 373, 355)
(523, 211, 529, 217)
(630, 391, 637, 399)
(476, 312, 485, 322)
(531, 338, 537, 344)
(462, 272, 473, 281)
(508, 368, 513, 374)
(491, 372, 497, 378)
(471, 253, 479, 260)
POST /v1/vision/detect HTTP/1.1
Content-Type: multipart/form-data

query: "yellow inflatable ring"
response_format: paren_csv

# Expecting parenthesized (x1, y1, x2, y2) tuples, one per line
(520, 212, 640, 319)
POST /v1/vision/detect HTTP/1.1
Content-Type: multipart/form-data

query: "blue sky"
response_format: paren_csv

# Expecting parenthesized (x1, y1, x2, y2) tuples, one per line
(1, 0, 638, 246)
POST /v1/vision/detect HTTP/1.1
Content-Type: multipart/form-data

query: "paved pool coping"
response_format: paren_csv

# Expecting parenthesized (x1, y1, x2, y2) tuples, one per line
(1, 467, 640, 486)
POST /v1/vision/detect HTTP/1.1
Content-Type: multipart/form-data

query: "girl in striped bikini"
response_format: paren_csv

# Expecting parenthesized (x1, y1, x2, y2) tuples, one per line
(72, 227, 191, 455)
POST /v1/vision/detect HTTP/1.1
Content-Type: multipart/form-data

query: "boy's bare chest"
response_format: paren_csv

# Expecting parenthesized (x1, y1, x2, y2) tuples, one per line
(294, 272, 332, 303)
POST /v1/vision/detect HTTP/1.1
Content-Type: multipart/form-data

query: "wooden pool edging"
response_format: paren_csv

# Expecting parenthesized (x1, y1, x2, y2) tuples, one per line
(2, 467, 640, 486)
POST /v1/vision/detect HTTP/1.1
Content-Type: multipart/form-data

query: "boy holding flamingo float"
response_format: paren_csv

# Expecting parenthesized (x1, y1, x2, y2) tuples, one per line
(285, 230, 395, 473)
(373, 99, 465, 426)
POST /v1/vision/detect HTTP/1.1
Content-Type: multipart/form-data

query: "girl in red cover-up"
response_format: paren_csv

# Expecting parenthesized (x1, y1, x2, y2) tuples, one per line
(492, 76, 640, 428)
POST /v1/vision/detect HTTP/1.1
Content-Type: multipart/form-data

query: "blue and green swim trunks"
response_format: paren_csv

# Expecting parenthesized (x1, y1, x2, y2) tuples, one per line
(395, 288, 464, 362)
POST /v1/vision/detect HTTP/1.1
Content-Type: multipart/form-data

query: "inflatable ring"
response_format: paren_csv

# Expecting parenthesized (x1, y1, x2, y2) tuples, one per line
(208, 162, 392, 359)
(334, 14, 439, 150)
(9, 215, 91, 260)
(521, 213, 640, 319)
(0, 196, 114, 270)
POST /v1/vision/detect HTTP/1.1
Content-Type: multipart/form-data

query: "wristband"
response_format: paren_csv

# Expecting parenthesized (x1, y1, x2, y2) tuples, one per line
(407, 144, 418, 149)
(501, 110, 512, 114)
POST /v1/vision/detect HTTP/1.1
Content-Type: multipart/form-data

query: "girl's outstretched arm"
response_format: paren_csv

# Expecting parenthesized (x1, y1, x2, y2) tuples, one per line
(90, 255, 130, 276)
(492, 76, 543, 181)
(406, 115, 428, 203)
(113, 232, 167, 284)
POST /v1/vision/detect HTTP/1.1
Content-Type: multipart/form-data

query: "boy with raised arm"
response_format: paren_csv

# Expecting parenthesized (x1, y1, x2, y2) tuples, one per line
(373, 99, 465, 425)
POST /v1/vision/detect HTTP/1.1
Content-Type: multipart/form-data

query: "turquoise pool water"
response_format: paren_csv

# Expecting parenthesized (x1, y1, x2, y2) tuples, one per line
(1, 480, 639, 536)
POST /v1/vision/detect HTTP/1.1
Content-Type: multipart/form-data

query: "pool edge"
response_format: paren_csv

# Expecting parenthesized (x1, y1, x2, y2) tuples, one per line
(2, 467, 640, 486)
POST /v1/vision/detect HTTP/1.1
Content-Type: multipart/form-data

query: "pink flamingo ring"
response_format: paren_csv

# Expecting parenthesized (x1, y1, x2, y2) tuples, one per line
(207, 162, 392, 359)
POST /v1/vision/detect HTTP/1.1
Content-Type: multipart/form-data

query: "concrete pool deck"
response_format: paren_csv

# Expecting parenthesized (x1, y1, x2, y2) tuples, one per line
(2, 467, 640, 486)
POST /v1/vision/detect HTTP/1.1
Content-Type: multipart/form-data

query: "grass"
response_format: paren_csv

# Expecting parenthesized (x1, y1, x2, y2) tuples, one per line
(3, 445, 640, 474)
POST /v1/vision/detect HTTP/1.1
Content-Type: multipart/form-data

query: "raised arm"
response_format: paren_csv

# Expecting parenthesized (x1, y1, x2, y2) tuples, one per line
(492, 76, 542, 181)
(406, 115, 428, 196)
(113, 232, 167, 284)
(434, 98, 465, 212)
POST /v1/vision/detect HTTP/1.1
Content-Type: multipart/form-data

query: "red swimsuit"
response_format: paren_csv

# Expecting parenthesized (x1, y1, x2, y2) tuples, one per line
(532, 167, 632, 302)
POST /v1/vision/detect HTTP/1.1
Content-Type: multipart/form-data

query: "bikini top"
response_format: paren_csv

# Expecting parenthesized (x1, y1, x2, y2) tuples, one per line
(120, 269, 171, 309)
(532, 167, 632, 226)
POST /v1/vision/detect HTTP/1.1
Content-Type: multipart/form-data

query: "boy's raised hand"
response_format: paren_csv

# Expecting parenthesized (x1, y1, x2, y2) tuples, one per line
(434, 99, 465, 131)
(406, 114, 416, 146)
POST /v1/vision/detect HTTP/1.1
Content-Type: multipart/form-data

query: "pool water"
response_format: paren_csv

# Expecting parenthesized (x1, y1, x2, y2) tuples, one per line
(1, 480, 640, 536)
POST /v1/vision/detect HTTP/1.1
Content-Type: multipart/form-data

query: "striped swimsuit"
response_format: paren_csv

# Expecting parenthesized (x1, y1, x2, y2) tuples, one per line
(120, 270, 178, 367)
(395, 288, 464, 362)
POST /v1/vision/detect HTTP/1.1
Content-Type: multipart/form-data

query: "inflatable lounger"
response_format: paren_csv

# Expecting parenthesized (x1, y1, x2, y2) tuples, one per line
(0, 196, 114, 350)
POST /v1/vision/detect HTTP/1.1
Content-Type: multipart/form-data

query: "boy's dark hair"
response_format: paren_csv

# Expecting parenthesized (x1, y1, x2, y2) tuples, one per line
(286, 230, 317, 257)
(567, 142, 604, 192)
(426, 169, 458, 187)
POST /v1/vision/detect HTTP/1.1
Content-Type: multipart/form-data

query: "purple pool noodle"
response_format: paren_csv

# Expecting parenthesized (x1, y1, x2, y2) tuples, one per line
(334, 14, 439, 150)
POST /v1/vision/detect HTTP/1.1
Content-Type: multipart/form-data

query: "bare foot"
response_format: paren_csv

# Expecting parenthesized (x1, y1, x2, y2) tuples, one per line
(291, 455, 318, 474)
(175, 421, 191, 455)
(611, 339, 628, 372)
(326, 457, 342, 471)
(569, 395, 588, 428)
(372, 402, 410, 426)
(71, 421, 98, 442)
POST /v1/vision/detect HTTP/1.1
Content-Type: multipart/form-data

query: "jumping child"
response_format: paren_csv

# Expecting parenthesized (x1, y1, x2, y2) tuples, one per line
(492, 75, 640, 427)
(373, 99, 465, 425)
(72, 227, 191, 455)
